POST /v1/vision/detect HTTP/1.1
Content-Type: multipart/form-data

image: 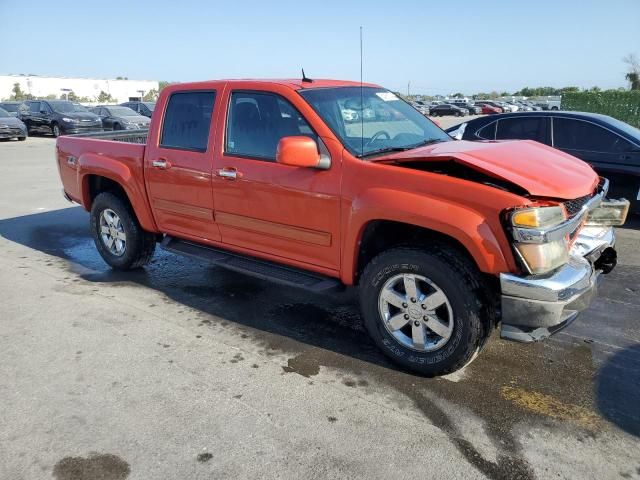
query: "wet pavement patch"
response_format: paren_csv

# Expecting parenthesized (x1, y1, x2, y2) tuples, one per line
(53, 453, 130, 480)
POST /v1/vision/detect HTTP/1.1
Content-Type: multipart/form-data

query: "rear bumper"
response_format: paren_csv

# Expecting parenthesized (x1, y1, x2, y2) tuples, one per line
(499, 226, 616, 342)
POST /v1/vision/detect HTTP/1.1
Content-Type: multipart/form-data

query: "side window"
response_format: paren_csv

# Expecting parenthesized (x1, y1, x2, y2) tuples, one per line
(476, 121, 496, 140)
(29, 102, 41, 113)
(554, 118, 630, 153)
(160, 91, 216, 152)
(226, 91, 316, 160)
(496, 117, 547, 143)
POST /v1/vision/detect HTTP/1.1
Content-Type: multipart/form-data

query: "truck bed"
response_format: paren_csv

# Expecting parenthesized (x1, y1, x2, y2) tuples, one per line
(56, 130, 149, 206)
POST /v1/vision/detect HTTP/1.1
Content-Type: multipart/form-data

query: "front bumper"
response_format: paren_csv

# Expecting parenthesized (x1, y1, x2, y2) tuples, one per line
(61, 124, 103, 134)
(0, 127, 26, 138)
(500, 226, 616, 342)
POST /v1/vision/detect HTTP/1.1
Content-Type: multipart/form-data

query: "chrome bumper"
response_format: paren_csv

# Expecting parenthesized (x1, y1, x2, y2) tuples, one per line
(500, 226, 616, 342)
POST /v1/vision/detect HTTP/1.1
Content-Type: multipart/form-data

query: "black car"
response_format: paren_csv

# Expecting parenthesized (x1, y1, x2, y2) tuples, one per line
(20, 100, 102, 137)
(0, 101, 24, 117)
(0, 107, 28, 141)
(453, 103, 482, 115)
(119, 101, 155, 118)
(91, 105, 151, 131)
(445, 111, 640, 212)
(430, 104, 469, 117)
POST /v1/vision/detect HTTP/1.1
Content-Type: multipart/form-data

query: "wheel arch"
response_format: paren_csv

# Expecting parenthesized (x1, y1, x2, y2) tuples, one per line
(342, 189, 515, 285)
(78, 155, 158, 232)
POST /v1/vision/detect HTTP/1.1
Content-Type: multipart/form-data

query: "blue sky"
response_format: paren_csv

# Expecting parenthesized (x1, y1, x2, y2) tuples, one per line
(2, 0, 639, 94)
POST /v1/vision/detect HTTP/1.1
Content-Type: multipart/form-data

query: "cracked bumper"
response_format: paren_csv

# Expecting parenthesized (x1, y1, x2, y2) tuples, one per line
(499, 226, 616, 342)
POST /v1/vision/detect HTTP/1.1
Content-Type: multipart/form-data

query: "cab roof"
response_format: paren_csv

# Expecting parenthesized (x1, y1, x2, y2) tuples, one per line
(172, 78, 381, 90)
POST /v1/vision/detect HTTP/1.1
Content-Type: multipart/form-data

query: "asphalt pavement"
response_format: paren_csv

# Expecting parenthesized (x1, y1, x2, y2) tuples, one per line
(1, 133, 639, 480)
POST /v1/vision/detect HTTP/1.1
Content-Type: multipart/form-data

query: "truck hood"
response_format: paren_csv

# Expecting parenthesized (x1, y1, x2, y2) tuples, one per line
(376, 139, 599, 199)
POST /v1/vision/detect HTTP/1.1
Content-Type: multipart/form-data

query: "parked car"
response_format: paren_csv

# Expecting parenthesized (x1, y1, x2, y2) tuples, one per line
(478, 104, 501, 115)
(20, 100, 102, 137)
(91, 105, 151, 130)
(430, 104, 469, 117)
(496, 101, 518, 112)
(120, 101, 155, 118)
(55, 78, 626, 376)
(410, 101, 430, 116)
(0, 107, 28, 141)
(474, 101, 505, 113)
(445, 111, 640, 212)
(0, 101, 24, 117)
(455, 103, 482, 115)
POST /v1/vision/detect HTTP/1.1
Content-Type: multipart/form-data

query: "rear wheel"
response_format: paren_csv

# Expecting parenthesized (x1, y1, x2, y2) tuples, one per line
(359, 246, 490, 376)
(90, 192, 156, 270)
(18, 136, 26, 141)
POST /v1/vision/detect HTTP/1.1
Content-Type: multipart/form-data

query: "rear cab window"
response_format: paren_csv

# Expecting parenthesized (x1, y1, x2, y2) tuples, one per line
(160, 91, 216, 151)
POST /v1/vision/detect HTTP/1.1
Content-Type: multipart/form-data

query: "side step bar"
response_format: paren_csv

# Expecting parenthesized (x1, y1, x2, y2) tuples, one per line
(161, 236, 342, 293)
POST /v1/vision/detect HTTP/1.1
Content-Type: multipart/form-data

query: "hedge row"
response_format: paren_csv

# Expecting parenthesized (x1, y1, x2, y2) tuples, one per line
(562, 91, 640, 127)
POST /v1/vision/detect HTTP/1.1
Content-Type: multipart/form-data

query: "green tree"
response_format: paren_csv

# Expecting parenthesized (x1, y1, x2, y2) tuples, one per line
(623, 53, 640, 90)
(9, 82, 30, 100)
(143, 89, 159, 101)
(96, 90, 116, 103)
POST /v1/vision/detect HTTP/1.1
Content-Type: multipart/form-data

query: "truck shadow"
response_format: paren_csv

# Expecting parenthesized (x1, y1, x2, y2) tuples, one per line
(1, 206, 639, 445)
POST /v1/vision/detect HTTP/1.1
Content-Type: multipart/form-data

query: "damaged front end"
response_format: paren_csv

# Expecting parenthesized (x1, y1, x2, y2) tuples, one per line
(499, 179, 629, 342)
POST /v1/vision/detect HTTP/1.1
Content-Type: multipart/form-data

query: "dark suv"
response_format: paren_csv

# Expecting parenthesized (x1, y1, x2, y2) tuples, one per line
(119, 101, 155, 118)
(20, 100, 102, 137)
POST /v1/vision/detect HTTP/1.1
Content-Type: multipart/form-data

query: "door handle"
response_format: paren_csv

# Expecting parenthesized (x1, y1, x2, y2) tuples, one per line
(217, 168, 242, 180)
(152, 159, 171, 169)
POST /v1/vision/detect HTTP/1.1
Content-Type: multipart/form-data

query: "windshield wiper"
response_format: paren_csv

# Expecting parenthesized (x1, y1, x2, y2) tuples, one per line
(358, 138, 447, 158)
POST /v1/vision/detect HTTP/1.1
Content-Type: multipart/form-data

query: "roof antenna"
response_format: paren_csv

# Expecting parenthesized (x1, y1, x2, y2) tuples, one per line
(360, 26, 364, 156)
(302, 68, 313, 83)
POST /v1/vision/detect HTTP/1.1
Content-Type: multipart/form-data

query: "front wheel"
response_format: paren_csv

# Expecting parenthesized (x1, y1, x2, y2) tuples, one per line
(90, 192, 156, 270)
(359, 246, 490, 376)
(52, 123, 61, 137)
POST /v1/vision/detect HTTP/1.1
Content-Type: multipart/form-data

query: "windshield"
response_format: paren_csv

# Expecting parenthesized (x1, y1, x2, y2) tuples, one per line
(0, 107, 10, 118)
(143, 102, 156, 111)
(48, 101, 88, 113)
(299, 87, 450, 157)
(1, 103, 19, 112)
(107, 106, 139, 117)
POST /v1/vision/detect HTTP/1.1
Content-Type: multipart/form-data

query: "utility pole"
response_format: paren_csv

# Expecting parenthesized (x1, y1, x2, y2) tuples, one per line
(407, 81, 411, 97)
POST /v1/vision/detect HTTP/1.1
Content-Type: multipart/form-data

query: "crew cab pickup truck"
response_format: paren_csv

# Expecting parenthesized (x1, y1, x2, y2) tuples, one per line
(55, 79, 629, 376)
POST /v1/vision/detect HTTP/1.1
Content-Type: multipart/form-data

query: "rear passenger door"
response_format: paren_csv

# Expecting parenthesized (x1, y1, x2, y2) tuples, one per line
(144, 90, 221, 242)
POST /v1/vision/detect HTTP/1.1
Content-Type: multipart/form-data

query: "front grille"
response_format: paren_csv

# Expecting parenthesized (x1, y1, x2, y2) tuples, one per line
(563, 194, 592, 218)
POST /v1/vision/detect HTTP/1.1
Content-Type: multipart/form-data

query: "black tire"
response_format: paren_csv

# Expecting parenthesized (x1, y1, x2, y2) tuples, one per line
(359, 245, 491, 376)
(113, 123, 123, 131)
(18, 136, 26, 141)
(90, 192, 156, 270)
(52, 123, 61, 137)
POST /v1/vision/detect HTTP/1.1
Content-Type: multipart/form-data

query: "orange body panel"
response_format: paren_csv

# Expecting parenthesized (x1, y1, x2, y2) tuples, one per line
(55, 78, 600, 285)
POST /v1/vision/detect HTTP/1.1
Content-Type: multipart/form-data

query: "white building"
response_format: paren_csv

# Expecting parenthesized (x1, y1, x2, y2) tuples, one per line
(0, 74, 159, 104)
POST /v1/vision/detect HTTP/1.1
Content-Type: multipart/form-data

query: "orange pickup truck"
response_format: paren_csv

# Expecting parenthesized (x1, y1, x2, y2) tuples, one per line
(55, 79, 628, 375)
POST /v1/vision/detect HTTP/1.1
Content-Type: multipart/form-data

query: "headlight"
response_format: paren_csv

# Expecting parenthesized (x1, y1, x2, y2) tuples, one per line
(586, 199, 629, 226)
(62, 117, 79, 123)
(511, 205, 566, 229)
(515, 239, 570, 274)
(509, 205, 570, 274)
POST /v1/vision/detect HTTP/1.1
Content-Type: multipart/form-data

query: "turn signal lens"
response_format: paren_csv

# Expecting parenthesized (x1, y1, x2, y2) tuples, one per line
(511, 206, 566, 229)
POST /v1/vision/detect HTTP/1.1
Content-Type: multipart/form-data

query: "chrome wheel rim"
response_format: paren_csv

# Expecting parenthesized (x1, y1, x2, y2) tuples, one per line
(99, 209, 126, 256)
(378, 273, 454, 352)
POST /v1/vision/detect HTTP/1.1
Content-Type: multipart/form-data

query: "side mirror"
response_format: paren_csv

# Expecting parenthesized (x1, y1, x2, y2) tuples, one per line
(276, 136, 330, 169)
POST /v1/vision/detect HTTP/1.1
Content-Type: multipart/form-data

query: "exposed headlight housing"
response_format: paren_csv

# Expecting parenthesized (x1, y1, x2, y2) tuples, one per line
(514, 239, 570, 274)
(586, 199, 630, 226)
